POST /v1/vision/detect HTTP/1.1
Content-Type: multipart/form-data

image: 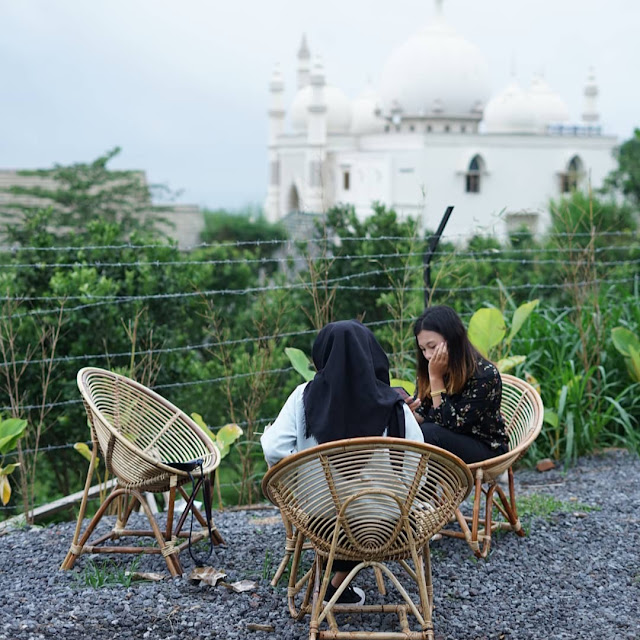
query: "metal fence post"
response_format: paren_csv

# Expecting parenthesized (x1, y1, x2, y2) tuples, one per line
(423, 205, 454, 308)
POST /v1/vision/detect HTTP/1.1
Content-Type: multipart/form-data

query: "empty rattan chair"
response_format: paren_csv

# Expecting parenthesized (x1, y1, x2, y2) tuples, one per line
(440, 373, 543, 558)
(61, 367, 224, 577)
(263, 437, 472, 640)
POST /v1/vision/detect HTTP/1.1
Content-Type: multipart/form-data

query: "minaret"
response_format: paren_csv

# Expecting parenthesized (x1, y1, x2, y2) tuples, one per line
(582, 67, 599, 124)
(305, 56, 327, 213)
(297, 34, 311, 90)
(264, 64, 285, 222)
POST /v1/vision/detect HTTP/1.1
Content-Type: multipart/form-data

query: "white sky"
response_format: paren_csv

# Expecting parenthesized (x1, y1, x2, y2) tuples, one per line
(1, 0, 638, 210)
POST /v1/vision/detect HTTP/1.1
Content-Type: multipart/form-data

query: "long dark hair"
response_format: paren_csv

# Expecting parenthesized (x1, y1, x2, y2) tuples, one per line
(413, 306, 480, 401)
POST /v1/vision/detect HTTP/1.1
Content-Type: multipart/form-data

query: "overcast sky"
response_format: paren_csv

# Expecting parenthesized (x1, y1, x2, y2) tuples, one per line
(1, 0, 638, 210)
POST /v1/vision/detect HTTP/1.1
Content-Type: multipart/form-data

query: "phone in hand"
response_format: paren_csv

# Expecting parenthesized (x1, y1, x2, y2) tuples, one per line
(392, 387, 417, 402)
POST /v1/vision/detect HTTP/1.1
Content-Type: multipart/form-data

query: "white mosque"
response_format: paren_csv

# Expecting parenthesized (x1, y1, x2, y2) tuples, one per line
(264, 0, 616, 238)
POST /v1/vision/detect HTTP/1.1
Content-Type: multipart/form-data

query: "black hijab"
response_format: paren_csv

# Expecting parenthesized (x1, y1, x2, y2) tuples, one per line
(303, 320, 406, 444)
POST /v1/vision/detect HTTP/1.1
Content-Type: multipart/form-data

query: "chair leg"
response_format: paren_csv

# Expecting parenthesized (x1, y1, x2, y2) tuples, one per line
(495, 467, 525, 537)
(374, 565, 386, 596)
(133, 489, 183, 577)
(60, 486, 128, 571)
(60, 441, 99, 570)
(175, 482, 225, 545)
(416, 546, 435, 640)
(287, 529, 311, 620)
(272, 511, 296, 586)
(308, 554, 323, 640)
(469, 468, 484, 556)
(272, 541, 294, 587)
(477, 483, 498, 559)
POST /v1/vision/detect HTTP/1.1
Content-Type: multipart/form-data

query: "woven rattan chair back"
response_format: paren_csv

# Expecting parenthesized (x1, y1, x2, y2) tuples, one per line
(61, 367, 223, 576)
(80, 367, 217, 492)
(441, 373, 543, 558)
(263, 437, 472, 640)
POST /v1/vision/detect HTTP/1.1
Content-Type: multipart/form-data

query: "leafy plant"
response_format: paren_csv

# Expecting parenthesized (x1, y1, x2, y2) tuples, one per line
(191, 416, 243, 460)
(467, 299, 539, 372)
(284, 347, 316, 382)
(611, 327, 640, 382)
(0, 418, 28, 505)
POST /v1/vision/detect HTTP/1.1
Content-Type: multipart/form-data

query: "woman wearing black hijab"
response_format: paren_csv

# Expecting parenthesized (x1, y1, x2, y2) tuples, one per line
(261, 320, 423, 604)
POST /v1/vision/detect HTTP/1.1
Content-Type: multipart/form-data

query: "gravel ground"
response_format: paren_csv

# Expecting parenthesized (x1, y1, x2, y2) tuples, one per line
(1, 449, 638, 640)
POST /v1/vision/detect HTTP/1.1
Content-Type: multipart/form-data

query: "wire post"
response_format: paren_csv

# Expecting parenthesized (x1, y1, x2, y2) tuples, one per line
(423, 206, 454, 308)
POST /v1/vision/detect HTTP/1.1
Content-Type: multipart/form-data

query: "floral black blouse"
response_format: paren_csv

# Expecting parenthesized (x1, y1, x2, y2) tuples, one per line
(415, 355, 509, 452)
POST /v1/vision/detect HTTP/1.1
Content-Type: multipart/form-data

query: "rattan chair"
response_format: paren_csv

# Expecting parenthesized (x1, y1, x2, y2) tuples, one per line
(61, 367, 224, 577)
(440, 373, 543, 558)
(263, 437, 472, 640)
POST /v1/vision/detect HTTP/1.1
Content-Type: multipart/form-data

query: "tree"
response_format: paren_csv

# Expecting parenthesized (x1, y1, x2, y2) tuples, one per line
(0, 147, 171, 243)
(603, 128, 640, 207)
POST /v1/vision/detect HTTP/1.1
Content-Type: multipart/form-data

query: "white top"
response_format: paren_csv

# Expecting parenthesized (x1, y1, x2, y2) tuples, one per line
(261, 382, 424, 467)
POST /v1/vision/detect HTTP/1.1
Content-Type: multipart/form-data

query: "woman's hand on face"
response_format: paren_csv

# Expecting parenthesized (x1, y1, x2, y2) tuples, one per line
(428, 341, 448, 379)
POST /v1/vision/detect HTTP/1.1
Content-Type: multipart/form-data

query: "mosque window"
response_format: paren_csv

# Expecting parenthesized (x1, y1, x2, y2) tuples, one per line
(465, 155, 484, 193)
(560, 156, 583, 193)
(343, 170, 350, 191)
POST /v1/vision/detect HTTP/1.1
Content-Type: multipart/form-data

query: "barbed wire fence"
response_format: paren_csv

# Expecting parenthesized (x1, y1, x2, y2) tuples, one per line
(0, 231, 638, 515)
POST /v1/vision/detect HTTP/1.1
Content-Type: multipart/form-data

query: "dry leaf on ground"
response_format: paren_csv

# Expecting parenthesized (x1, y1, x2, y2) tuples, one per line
(188, 566, 227, 586)
(125, 571, 165, 582)
(220, 580, 257, 593)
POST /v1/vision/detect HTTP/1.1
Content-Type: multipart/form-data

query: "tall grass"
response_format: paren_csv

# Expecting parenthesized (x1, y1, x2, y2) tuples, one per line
(516, 299, 640, 465)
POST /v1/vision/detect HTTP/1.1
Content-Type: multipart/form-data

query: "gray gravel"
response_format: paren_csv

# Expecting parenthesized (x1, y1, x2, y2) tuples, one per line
(1, 449, 638, 640)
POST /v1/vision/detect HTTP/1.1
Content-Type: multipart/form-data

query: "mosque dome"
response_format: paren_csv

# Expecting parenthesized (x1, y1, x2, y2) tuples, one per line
(350, 87, 385, 135)
(379, 3, 490, 119)
(528, 75, 570, 130)
(290, 84, 352, 134)
(483, 81, 538, 134)
(483, 76, 571, 134)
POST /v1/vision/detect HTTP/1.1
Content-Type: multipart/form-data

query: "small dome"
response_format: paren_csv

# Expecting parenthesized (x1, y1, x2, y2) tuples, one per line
(290, 84, 352, 134)
(528, 75, 570, 130)
(483, 81, 537, 134)
(350, 87, 385, 135)
(379, 8, 490, 119)
(483, 75, 571, 134)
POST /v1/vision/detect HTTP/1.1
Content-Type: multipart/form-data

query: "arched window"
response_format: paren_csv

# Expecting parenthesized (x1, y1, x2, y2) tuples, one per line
(561, 156, 583, 193)
(287, 184, 300, 213)
(465, 155, 484, 193)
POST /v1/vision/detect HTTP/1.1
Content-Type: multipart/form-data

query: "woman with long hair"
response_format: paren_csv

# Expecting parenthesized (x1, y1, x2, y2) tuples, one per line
(261, 319, 423, 605)
(408, 305, 508, 464)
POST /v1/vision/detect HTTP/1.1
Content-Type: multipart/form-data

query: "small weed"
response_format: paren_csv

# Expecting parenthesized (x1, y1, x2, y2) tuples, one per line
(517, 493, 600, 520)
(262, 549, 273, 581)
(430, 548, 445, 561)
(75, 557, 141, 589)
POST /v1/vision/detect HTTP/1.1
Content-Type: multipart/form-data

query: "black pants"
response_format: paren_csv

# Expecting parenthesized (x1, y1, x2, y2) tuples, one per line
(420, 423, 507, 464)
